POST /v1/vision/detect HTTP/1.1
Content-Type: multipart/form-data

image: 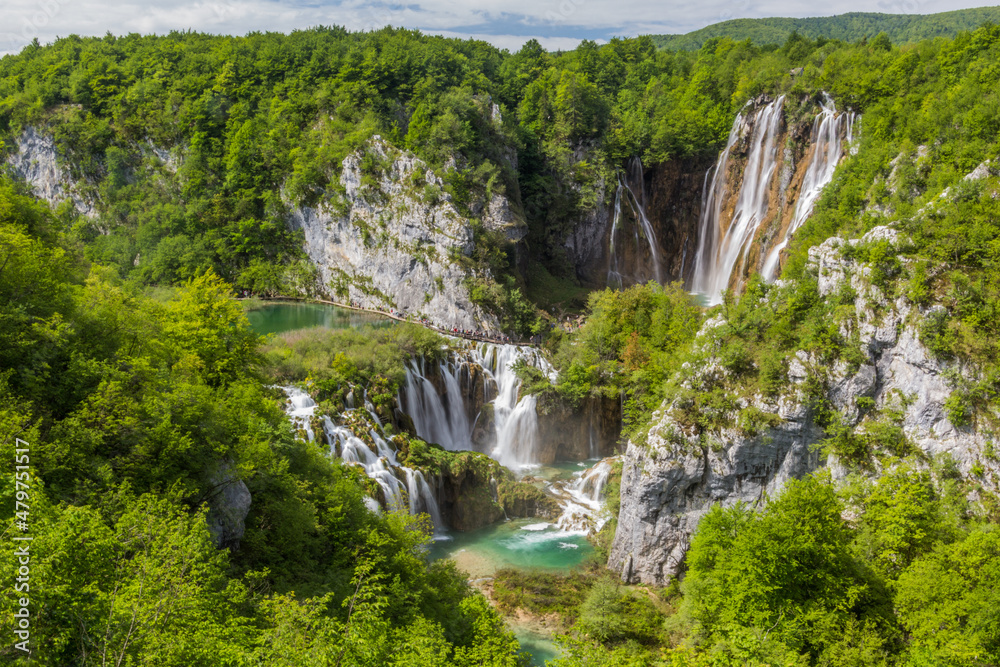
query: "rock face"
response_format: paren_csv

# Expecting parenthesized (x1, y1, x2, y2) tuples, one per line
(610, 399, 824, 585)
(647, 157, 718, 285)
(498, 479, 560, 519)
(205, 463, 252, 551)
(564, 189, 613, 287)
(562, 156, 714, 289)
(7, 127, 95, 218)
(537, 394, 623, 461)
(288, 137, 521, 332)
(436, 455, 507, 531)
(609, 225, 996, 585)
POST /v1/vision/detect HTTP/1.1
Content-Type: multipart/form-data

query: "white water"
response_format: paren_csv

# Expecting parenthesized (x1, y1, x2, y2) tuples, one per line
(550, 459, 615, 534)
(400, 342, 556, 469)
(281, 386, 444, 531)
(608, 157, 662, 288)
(691, 96, 785, 305)
(761, 95, 856, 282)
(401, 356, 471, 450)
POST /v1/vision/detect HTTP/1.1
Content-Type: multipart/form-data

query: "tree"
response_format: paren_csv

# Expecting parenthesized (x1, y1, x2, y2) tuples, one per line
(895, 526, 1000, 664)
(679, 476, 894, 659)
(155, 270, 262, 387)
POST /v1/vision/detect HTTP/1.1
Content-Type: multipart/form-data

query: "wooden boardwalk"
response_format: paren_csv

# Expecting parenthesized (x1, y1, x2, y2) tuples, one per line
(245, 295, 538, 347)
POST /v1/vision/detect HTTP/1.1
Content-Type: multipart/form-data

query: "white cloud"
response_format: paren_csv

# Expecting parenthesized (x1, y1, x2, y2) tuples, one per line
(1, 0, 997, 56)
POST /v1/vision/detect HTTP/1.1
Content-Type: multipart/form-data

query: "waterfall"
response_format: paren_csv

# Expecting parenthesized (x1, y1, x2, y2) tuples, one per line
(691, 96, 785, 306)
(400, 357, 470, 450)
(761, 95, 856, 282)
(281, 386, 444, 531)
(404, 468, 444, 528)
(607, 157, 662, 288)
(400, 341, 555, 469)
(572, 460, 613, 502)
(552, 459, 615, 533)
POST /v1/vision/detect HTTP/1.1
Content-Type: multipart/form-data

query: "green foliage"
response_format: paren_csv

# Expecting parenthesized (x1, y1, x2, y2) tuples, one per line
(679, 475, 895, 661)
(577, 578, 664, 645)
(895, 526, 1000, 664)
(649, 8, 1000, 51)
(262, 322, 448, 394)
(492, 569, 592, 621)
(543, 282, 701, 437)
(0, 198, 527, 665)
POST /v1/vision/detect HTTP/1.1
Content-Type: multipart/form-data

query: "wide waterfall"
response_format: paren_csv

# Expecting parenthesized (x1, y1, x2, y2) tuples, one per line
(608, 157, 662, 288)
(761, 95, 856, 282)
(282, 386, 444, 531)
(691, 96, 786, 305)
(400, 341, 555, 469)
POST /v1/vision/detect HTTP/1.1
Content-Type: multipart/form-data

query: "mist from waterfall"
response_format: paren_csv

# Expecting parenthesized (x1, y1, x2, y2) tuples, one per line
(691, 96, 786, 306)
(761, 95, 856, 282)
(400, 341, 555, 469)
(282, 386, 444, 531)
(608, 157, 662, 288)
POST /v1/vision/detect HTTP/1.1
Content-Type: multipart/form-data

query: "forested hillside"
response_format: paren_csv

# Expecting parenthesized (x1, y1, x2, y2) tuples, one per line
(651, 7, 1000, 51)
(3, 17, 1000, 667)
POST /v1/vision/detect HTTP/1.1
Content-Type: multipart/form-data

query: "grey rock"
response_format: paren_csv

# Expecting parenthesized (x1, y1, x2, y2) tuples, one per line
(205, 463, 252, 550)
(610, 225, 996, 585)
(482, 194, 527, 242)
(610, 413, 823, 585)
(563, 188, 612, 285)
(7, 127, 95, 218)
(287, 137, 501, 332)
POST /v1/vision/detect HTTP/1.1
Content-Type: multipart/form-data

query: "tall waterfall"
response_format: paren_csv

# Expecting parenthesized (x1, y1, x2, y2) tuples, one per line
(400, 342, 555, 469)
(691, 96, 785, 305)
(608, 157, 662, 288)
(282, 386, 444, 531)
(401, 356, 471, 451)
(761, 95, 856, 282)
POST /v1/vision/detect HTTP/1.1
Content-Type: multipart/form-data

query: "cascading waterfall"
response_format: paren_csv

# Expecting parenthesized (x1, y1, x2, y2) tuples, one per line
(400, 357, 471, 450)
(607, 157, 662, 288)
(400, 341, 555, 469)
(761, 95, 856, 282)
(691, 96, 786, 306)
(552, 459, 615, 533)
(281, 386, 444, 531)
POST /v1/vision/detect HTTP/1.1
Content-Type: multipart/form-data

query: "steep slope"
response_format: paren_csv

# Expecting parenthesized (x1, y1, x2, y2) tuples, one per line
(288, 137, 517, 331)
(610, 162, 1000, 583)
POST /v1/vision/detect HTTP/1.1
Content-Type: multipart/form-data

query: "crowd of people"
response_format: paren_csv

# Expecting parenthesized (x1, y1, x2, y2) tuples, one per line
(240, 294, 545, 345)
(446, 327, 516, 344)
(344, 300, 524, 345)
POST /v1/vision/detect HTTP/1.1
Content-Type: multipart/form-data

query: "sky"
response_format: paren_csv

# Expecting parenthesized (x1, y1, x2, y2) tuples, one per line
(1, 0, 998, 56)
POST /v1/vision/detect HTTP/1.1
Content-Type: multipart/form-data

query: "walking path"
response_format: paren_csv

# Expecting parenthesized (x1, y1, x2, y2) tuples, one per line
(245, 295, 540, 347)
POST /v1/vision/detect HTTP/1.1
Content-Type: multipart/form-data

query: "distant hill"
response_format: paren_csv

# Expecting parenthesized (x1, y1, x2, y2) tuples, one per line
(650, 7, 1000, 50)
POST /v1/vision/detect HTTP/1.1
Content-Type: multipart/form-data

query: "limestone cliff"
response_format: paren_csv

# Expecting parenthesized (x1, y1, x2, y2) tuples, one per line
(609, 223, 997, 585)
(7, 127, 96, 218)
(562, 156, 714, 289)
(289, 137, 524, 332)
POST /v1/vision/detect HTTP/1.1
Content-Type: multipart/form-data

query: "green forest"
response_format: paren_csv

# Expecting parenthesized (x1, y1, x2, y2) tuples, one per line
(2, 9, 1000, 667)
(650, 7, 1000, 51)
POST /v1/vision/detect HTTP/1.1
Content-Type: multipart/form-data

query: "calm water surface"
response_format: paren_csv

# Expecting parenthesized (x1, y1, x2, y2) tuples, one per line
(247, 301, 395, 336)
